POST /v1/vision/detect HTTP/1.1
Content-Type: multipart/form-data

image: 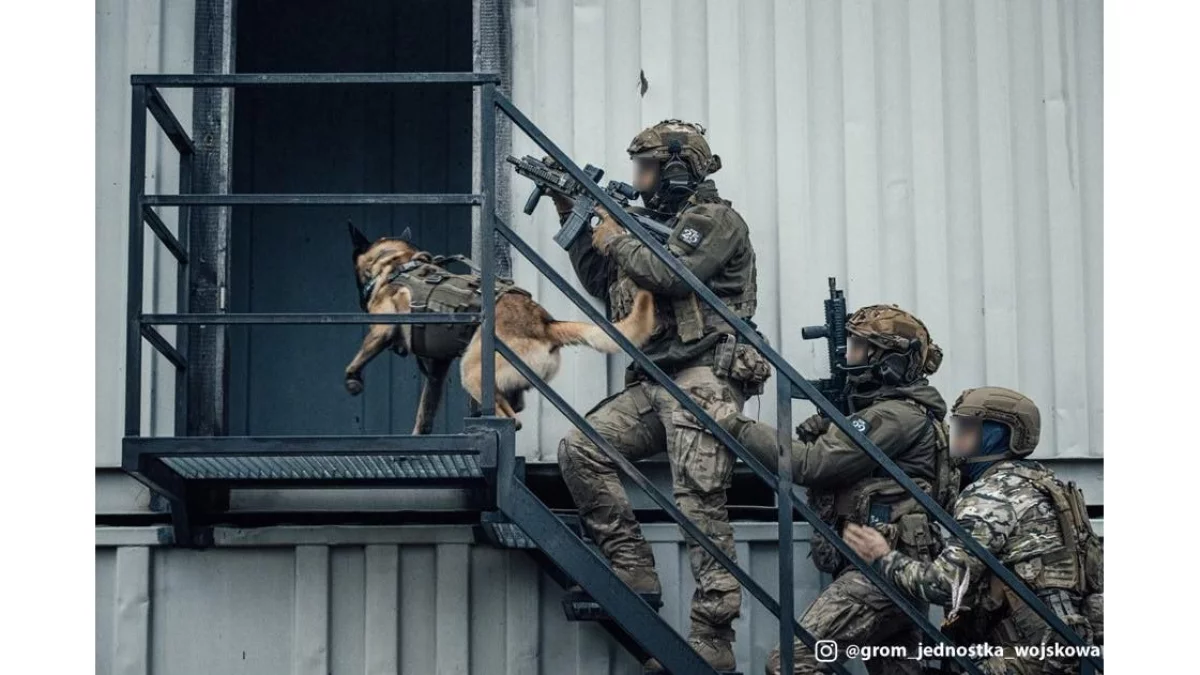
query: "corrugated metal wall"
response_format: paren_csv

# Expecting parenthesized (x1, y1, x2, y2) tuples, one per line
(96, 518, 1101, 674)
(96, 0, 195, 467)
(95, 524, 825, 675)
(506, 0, 1103, 462)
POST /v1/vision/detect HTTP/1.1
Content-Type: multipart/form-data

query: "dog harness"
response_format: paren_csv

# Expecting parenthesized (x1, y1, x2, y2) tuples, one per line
(361, 253, 529, 361)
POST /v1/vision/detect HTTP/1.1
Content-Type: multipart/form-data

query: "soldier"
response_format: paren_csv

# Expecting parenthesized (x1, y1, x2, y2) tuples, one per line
(719, 305, 955, 675)
(555, 120, 767, 671)
(844, 386, 1102, 674)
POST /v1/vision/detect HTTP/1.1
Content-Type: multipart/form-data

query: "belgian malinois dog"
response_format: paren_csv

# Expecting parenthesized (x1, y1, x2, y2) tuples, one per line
(345, 224, 656, 433)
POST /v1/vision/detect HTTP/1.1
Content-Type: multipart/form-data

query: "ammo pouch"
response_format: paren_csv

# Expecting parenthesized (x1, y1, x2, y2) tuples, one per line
(711, 334, 772, 396)
(809, 477, 940, 575)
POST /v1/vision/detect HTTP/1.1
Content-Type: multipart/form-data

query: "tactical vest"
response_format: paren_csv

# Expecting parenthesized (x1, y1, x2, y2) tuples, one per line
(1004, 463, 1102, 597)
(809, 403, 955, 575)
(945, 463, 1102, 648)
(362, 254, 528, 361)
(607, 198, 757, 343)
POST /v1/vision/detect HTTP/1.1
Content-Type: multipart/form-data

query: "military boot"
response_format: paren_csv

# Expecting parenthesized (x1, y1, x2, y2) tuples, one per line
(614, 564, 662, 596)
(566, 565, 662, 603)
(643, 629, 736, 673)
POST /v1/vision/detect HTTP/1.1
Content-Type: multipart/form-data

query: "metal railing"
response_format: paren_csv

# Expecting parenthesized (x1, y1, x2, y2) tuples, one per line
(123, 73, 503, 443)
(124, 72, 1100, 673)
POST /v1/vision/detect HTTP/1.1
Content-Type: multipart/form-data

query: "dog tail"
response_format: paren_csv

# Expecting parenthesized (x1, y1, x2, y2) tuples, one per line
(547, 290, 656, 354)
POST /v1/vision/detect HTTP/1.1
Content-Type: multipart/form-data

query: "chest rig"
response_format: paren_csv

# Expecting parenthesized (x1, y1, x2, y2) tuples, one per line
(607, 197, 756, 343)
(808, 401, 951, 575)
(361, 253, 528, 361)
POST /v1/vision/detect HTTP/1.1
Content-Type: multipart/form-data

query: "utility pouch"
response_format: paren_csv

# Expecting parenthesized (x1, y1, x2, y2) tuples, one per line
(712, 334, 772, 396)
(897, 513, 936, 562)
(712, 335, 737, 378)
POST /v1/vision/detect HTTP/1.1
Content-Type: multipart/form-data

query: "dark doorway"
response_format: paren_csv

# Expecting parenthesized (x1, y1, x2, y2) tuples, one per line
(229, 0, 473, 435)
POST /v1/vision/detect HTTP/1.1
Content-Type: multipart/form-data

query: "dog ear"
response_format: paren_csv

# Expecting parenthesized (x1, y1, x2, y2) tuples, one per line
(399, 226, 413, 242)
(348, 220, 372, 255)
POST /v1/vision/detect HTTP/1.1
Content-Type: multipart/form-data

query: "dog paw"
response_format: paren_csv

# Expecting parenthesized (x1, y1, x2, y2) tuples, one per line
(513, 417, 523, 431)
(345, 377, 364, 396)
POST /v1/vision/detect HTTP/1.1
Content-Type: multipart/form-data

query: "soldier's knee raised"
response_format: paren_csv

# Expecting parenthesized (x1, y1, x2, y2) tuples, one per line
(558, 430, 599, 468)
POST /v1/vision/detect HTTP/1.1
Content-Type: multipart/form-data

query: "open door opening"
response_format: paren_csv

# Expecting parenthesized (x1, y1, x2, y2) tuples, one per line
(229, 0, 474, 435)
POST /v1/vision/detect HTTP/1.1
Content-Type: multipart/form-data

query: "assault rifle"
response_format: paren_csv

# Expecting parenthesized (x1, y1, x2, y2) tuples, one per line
(797, 277, 850, 414)
(506, 154, 674, 250)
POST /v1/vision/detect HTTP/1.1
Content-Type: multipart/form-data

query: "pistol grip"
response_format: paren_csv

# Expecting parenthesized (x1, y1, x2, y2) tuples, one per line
(523, 186, 544, 215)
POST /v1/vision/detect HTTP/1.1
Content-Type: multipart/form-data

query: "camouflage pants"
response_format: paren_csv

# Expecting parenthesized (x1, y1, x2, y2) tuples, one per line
(558, 365, 745, 635)
(767, 570, 924, 675)
(972, 590, 1094, 675)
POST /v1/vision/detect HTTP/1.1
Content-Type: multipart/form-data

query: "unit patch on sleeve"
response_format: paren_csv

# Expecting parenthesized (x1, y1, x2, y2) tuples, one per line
(680, 227, 702, 246)
(849, 416, 871, 434)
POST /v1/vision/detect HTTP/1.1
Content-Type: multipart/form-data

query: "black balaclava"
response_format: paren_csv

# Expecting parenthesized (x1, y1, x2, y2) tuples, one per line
(644, 140, 698, 214)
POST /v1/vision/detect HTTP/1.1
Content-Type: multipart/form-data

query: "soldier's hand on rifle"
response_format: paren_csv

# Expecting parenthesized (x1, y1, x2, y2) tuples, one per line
(550, 192, 574, 219)
(796, 414, 831, 442)
(591, 205, 626, 254)
(843, 523, 892, 563)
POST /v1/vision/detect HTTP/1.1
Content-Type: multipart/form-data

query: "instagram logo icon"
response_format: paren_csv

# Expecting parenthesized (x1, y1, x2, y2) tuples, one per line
(814, 640, 838, 663)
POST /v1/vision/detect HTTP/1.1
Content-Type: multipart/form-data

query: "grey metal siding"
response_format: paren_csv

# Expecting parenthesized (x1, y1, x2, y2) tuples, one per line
(96, 0, 195, 467)
(506, 0, 1103, 463)
(96, 0, 1104, 465)
(95, 520, 1101, 674)
(95, 524, 823, 675)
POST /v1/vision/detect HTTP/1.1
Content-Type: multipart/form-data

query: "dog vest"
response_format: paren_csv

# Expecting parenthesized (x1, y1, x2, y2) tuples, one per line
(362, 253, 529, 361)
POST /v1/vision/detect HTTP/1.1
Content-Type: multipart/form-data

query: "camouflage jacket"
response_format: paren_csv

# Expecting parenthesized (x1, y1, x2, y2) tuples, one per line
(723, 383, 946, 490)
(877, 459, 1079, 608)
(567, 181, 758, 373)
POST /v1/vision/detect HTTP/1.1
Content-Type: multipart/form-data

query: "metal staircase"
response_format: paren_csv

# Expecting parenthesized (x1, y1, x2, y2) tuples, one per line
(121, 72, 1101, 675)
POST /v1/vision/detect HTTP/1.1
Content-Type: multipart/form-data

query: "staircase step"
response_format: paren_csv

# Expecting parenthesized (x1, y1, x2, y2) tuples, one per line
(562, 589, 663, 620)
(479, 510, 588, 549)
(500, 479, 723, 674)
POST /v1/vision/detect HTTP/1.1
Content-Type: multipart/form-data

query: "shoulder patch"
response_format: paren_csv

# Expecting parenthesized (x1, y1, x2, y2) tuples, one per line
(680, 227, 702, 245)
(849, 416, 871, 435)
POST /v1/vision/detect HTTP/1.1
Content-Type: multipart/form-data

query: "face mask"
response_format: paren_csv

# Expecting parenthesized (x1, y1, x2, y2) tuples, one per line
(651, 139, 697, 210)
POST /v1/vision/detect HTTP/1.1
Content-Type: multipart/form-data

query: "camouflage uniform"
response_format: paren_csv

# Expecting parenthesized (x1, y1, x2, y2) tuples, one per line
(875, 387, 1099, 675)
(557, 120, 765, 667)
(721, 306, 953, 675)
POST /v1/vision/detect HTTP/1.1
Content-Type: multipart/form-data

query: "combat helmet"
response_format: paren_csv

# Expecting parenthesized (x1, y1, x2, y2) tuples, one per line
(951, 386, 1041, 457)
(627, 119, 722, 182)
(845, 304, 943, 385)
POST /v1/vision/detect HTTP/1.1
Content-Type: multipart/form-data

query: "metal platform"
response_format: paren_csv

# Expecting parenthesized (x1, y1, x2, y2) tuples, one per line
(122, 431, 499, 547)
(124, 433, 494, 487)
